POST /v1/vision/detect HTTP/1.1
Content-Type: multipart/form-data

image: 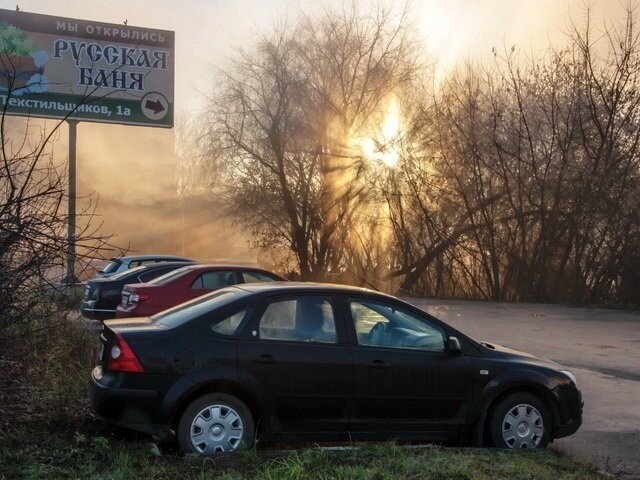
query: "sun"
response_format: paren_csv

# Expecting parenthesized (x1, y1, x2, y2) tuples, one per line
(379, 98, 401, 167)
(357, 96, 402, 167)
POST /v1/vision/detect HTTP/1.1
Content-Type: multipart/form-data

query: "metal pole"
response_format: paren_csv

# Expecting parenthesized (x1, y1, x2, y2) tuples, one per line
(66, 120, 78, 285)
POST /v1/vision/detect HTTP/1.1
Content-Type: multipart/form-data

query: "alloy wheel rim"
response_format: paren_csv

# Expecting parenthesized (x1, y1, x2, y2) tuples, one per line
(190, 404, 244, 454)
(501, 403, 544, 448)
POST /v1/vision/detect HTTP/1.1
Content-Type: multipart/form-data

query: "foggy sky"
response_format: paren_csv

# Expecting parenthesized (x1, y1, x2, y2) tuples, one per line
(0, 0, 630, 262)
(3, 0, 628, 115)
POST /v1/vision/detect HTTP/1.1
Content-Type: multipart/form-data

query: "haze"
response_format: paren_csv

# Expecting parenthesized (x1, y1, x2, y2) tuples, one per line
(0, 0, 630, 262)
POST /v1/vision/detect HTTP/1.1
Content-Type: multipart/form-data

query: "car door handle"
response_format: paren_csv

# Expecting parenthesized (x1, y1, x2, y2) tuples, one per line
(367, 360, 390, 369)
(253, 354, 276, 364)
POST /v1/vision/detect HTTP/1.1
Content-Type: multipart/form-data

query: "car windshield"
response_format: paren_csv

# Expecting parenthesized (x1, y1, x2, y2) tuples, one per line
(107, 265, 147, 280)
(147, 267, 192, 285)
(153, 287, 250, 328)
(99, 259, 121, 274)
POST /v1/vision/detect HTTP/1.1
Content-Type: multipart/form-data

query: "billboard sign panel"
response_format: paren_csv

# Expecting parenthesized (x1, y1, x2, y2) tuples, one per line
(0, 9, 174, 127)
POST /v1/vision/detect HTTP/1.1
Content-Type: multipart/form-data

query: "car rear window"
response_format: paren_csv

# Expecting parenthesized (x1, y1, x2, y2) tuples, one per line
(108, 265, 147, 280)
(242, 270, 282, 283)
(192, 270, 238, 289)
(137, 266, 176, 282)
(99, 260, 121, 274)
(152, 287, 251, 328)
(147, 267, 192, 285)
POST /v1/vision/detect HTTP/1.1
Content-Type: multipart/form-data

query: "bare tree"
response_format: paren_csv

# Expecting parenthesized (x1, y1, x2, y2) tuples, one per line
(185, 2, 640, 306)
(199, 2, 420, 280)
(0, 58, 113, 337)
(384, 5, 640, 305)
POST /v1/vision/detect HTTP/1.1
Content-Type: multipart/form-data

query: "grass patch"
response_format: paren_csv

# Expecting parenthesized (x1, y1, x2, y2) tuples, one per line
(0, 421, 610, 480)
(0, 316, 96, 437)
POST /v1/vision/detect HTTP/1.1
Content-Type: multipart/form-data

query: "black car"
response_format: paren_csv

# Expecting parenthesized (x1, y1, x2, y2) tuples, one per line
(81, 262, 196, 320)
(90, 283, 582, 454)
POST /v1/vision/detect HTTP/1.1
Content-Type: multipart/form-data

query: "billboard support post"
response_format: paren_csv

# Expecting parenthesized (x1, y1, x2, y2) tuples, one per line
(66, 119, 77, 285)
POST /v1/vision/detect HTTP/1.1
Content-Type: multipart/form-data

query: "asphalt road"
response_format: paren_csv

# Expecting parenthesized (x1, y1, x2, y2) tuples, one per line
(409, 298, 640, 479)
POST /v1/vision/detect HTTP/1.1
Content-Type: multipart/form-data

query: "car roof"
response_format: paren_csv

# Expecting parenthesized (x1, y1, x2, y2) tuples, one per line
(174, 264, 278, 272)
(141, 261, 198, 269)
(232, 281, 387, 296)
(111, 255, 194, 262)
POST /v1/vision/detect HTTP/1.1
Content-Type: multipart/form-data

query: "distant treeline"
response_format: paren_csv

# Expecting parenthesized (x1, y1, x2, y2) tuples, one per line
(182, 2, 640, 307)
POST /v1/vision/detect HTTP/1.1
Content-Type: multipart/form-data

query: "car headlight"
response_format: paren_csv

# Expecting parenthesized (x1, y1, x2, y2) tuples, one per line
(560, 370, 577, 386)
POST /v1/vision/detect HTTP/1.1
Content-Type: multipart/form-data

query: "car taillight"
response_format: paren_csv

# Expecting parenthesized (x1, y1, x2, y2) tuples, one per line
(130, 293, 150, 303)
(107, 333, 144, 373)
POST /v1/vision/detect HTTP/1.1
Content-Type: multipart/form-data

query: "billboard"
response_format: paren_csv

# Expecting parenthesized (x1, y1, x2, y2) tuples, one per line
(0, 9, 174, 127)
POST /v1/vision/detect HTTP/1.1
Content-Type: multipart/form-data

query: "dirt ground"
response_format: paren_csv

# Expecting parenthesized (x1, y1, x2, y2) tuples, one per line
(409, 298, 640, 480)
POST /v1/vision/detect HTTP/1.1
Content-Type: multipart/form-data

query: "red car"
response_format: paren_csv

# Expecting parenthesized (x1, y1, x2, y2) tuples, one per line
(116, 264, 286, 318)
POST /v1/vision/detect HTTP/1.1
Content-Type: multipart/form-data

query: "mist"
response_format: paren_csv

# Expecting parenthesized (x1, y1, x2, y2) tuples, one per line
(66, 122, 255, 268)
(2, 0, 634, 275)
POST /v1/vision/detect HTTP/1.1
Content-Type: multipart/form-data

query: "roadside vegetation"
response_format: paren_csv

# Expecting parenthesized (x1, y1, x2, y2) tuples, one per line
(1, 416, 609, 480)
(0, 315, 94, 436)
(2, 438, 612, 480)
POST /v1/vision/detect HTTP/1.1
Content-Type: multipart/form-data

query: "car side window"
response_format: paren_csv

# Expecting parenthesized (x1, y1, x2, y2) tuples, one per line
(259, 296, 336, 344)
(192, 271, 238, 290)
(349, 299, 445, 352)
(211, 309, 249, 336)
(242, 271, 280, 283)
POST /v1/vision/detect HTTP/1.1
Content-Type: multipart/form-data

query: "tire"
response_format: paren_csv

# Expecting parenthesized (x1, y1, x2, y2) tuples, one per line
(177, 393, 255, 455)
(488, 392, 551, 449)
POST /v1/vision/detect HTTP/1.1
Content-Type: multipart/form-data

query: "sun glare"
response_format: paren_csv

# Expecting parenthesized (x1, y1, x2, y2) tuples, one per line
(380, 100, 401, 167)
(357, 96, 402, 167)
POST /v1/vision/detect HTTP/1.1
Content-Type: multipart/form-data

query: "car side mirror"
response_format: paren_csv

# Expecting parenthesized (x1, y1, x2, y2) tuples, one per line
(446, 336, 463, 355)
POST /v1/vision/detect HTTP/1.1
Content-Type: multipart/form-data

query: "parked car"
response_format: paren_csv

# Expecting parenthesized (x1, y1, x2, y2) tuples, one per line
(81, 262, 197, 320)
(94, 255, 194, 278)
(90, 283, 583, 455)
(115, 264, 285, 318)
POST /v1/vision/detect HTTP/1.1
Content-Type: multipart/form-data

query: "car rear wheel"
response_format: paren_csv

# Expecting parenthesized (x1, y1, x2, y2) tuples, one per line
(177, 393, 255, 454)
(489, 392, 551, 449)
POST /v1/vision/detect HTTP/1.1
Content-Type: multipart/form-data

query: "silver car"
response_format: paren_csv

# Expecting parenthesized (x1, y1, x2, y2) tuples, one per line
(95, 255, 194, 278)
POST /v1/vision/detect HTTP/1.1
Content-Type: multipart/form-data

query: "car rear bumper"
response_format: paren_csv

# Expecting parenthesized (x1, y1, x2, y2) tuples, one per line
(89, 366, 170, 439)
(81, 301, 117, 320)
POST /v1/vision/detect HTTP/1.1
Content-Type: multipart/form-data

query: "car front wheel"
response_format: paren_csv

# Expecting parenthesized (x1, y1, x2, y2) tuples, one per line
(177, 393, 255, 454)
(489, 392, 551, 449)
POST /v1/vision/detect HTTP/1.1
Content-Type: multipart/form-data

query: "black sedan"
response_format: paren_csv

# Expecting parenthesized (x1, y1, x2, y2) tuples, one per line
(81, 262, 196, 320)
(90, 283, 582, 454)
